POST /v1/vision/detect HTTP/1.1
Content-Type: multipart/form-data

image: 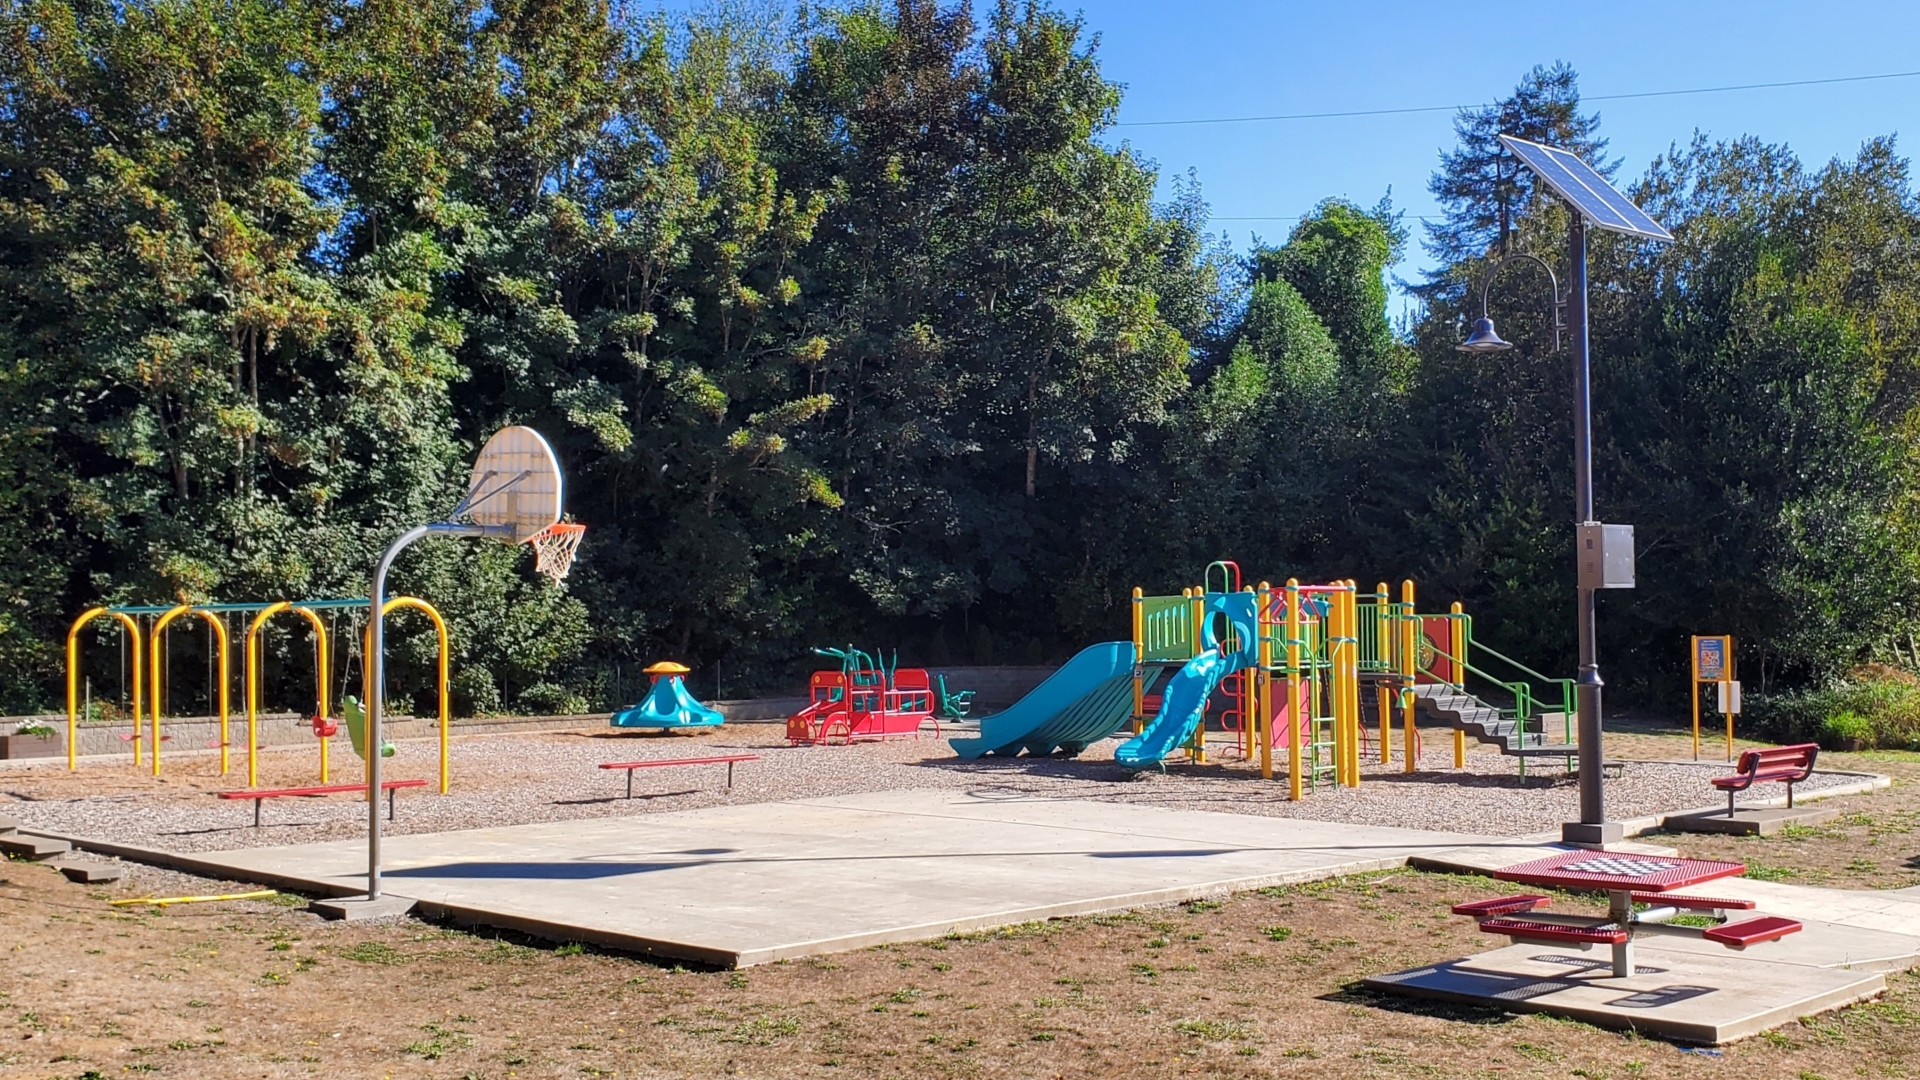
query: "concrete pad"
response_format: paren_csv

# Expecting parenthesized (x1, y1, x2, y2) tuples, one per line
(177, 789, 1494, 967)
(0, 814, 17, 833)
(1364, 942, 1887, 1044)
(53, 860, 126, 884)
(309, 894, 419, 922)
(0, 833, 71, 860)
(1665, 806, 1841, 836)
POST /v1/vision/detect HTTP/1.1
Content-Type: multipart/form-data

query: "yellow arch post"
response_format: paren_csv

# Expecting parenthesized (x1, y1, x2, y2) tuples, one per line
(147, 606, 230, 778)
(243, 603, 334, 787)
(66, 609, 145, 770)
(361, 596, 452, 794)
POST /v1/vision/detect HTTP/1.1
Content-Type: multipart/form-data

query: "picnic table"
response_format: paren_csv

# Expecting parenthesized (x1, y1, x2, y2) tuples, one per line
(1454, 850, 1801, 977)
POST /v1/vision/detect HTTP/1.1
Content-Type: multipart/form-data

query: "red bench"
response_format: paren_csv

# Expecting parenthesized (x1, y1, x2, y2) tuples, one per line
(1711, 742, 1819, 815)
(599, 754, 759, 799)
(218, 779, 428, 828)
(1454, 891, 1801, 959)
(1475, 916, 1629, 946)
(1703, 915, 1802, 948)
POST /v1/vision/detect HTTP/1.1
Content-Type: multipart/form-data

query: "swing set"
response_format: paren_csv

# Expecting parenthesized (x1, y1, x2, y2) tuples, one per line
(63, 596, 453, 790)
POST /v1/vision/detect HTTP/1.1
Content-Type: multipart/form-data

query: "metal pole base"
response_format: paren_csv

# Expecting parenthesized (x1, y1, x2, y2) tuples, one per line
(1561, 820, 1625, 847)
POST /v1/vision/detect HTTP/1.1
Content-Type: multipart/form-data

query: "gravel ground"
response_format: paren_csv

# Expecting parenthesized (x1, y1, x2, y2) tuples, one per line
(0, 722, 1870, 853)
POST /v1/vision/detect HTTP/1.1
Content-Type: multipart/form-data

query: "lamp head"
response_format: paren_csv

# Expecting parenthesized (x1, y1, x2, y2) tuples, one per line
(1457, 316, 1514, 353)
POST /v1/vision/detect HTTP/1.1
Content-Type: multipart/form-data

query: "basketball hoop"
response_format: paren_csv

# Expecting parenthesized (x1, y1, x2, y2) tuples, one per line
(528, 522, 586, 582)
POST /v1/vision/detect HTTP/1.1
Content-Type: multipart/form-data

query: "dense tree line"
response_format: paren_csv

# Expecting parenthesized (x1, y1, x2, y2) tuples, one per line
(2, 4, 1915, 717)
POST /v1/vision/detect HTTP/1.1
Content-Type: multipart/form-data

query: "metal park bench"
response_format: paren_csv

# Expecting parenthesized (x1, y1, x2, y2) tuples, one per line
(218, 779, 428, 828)
(1710, 742, 1819, 815)
(598, 754, 760, 799)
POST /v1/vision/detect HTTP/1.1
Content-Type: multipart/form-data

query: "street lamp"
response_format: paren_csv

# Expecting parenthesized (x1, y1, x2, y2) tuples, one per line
(1458, 137, 1671, 849)
(1455, 252, 1565, 355)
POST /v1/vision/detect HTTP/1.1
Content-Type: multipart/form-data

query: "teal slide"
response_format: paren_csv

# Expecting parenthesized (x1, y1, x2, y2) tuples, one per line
(949, 641, 1159, 758)
(1113, 648, 1238, 768)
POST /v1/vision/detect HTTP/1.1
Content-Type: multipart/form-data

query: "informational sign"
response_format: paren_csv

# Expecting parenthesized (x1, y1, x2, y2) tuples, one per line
(1690, 635, 1736, 762)
(1693, 636, 1729, 682)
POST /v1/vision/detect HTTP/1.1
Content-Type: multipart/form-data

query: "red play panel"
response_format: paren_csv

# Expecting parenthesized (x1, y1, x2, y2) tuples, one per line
(1494, 850, 1746, 894)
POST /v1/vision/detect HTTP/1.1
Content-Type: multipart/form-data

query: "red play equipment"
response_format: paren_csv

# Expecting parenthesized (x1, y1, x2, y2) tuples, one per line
(787, 647, 940, 745)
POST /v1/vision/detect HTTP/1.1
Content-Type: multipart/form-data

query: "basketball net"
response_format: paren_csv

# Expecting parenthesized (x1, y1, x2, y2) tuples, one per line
(528, 522, 586, 582)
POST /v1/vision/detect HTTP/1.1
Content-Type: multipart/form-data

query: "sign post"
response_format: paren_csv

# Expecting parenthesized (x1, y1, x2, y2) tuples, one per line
(1690, 636, 1735, 761)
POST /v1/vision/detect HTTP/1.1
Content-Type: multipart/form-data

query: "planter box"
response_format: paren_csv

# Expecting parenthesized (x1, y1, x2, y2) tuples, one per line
(0, 733, 61, 760)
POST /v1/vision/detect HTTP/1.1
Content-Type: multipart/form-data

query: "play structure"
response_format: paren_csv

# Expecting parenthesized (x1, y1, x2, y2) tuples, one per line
(953, 560, 1579, 800)
(63, 596, 452, 788)
(611, 662, 725, 730)
(787, 647, 941, 745)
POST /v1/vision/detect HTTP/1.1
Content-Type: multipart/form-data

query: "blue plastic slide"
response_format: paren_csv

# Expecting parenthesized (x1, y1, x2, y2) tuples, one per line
(949, 641, 1158, 758)
(1113, 648, 1235, 768)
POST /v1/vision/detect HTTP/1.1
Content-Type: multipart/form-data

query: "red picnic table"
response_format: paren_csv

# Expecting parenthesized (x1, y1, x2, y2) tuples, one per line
(1452, 850, 1801, 977)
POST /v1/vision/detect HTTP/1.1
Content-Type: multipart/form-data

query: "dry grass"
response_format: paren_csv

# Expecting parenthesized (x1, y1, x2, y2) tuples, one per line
(3, 856, 1918, 1079)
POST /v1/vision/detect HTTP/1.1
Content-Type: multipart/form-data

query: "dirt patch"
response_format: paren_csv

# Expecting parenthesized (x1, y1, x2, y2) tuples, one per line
(3, 856, 1916, 1079)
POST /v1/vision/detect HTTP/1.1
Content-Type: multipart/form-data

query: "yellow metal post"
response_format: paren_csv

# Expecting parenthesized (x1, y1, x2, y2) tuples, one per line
(1375, 582, 1391, 765)
(66, 608, 144, 771)
(1257, 582, 1273, 780)
(1131, 588, 1144, 735)
(1351, 580, 1367, 780)
(361, 597, 454, 793)
(1690, 634, 1701, 761)
(1400, 579, 1417, 773)
(148, 606, 231, 778)
(1286, 579, 1303, 801)
(1451, 601, 1466, 769)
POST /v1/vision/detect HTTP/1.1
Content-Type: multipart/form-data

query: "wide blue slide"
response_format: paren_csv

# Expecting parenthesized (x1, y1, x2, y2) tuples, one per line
(948, 641, 1158, 758)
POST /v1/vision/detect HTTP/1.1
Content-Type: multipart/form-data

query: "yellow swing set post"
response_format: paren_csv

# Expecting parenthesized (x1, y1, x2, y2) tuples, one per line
(360, 597, 452, 794)
(147, 606, 230, 778)
(65, 608, 145, 771)
(243, 603, 333, 787)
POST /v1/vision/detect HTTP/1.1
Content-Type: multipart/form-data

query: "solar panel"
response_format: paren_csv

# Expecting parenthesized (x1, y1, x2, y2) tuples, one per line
(1499, 135, 1673, 243)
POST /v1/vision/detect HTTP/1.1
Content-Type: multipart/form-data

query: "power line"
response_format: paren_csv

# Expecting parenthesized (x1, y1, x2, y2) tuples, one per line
(1117, 69, 1920, 129)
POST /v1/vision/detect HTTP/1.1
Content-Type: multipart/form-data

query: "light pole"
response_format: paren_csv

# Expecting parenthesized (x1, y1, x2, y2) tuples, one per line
(1458, 216, 1623, 847)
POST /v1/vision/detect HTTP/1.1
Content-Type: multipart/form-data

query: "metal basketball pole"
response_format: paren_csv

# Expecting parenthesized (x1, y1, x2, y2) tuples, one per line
(366, 522, 505, 900)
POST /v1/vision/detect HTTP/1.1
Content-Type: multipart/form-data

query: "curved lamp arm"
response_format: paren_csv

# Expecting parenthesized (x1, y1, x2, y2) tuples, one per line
(1461, 252, 1569, 353)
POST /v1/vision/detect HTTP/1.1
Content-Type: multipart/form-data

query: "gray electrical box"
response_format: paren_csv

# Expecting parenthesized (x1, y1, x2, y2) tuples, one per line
(1577, 522, 1635, 589)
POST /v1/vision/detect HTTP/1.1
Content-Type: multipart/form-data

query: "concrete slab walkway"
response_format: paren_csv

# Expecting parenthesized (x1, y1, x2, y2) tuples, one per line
(174, 789, 1493, 967)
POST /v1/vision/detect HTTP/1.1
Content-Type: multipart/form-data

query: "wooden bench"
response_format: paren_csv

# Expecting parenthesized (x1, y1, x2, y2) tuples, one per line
(599, 754, 759, 799)
(218, 779, 428, 828)
(1710, 742, 1819, 815)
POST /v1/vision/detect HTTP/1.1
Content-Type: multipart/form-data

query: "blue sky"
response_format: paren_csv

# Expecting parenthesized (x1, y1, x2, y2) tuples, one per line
(1086, 0, 1920, 298)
